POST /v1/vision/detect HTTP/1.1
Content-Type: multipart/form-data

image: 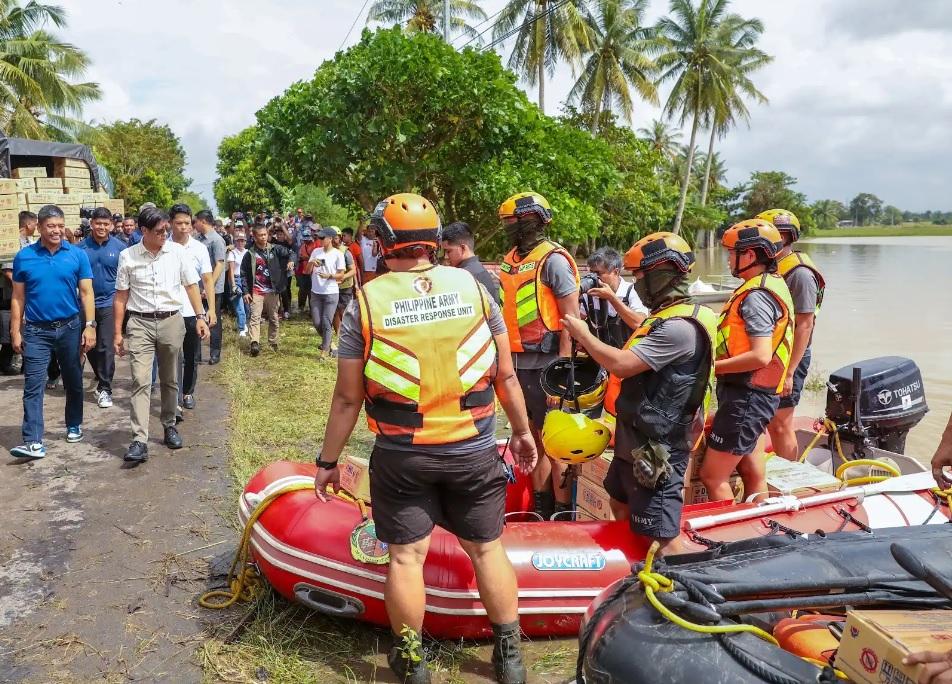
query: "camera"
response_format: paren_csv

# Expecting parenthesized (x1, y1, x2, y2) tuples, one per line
(80, 206, 95, 220)
(579, 272, 601, 295)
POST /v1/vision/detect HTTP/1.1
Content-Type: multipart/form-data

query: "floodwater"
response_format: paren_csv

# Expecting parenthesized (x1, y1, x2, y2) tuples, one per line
(692, 236, 952, 461)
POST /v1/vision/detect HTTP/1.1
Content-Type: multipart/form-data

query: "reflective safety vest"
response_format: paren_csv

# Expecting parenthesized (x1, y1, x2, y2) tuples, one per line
(357, 265, 498, 446)
(715, 273, 795, 395)
(777, 251, 825, 313)
(499, 240, 579, 353)
(602, 302, 717, 450)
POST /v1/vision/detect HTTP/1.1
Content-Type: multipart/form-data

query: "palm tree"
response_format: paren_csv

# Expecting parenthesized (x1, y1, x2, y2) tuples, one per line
(812, 199, 843, 230)
(653, 0, 768, 234)
(568, 0, 658, 133)
(0, 1, 100, 140)
(367, 0, 488, 41)
(694, 149, 725, 196)
(494, 0, 590, 113)
(638, 118, 682, 160)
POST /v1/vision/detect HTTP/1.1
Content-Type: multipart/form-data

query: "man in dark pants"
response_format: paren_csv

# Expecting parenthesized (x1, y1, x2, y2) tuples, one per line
(194, 210, 225, 364)
(78, 207, 125, 408)
(10, 205, 97, 459)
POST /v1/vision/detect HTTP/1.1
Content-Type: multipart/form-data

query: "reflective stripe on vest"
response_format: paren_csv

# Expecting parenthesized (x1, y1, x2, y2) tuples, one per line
(715, 273, 795, 395)
(358, 265, 498, 446)
(499, 241, 579, 353)
(777, 250, 826, 313)
(601, 302, 717, 430)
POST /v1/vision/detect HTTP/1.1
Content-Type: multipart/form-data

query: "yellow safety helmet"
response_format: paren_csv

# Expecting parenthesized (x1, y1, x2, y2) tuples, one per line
(540, 356, 608, 411)
(540, 410, 611, 465)
(498, 192, 553, 224)
(756, 209, 801, 243)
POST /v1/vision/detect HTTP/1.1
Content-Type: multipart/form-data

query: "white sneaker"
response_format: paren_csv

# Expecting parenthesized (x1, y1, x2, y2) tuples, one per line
(239, 329, 248, 338)
(97, 390, 113, 408)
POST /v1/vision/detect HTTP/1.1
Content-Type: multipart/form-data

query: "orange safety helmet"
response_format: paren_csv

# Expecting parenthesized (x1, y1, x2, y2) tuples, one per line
(624, 231, 695, 273)
(369, 193, 442, 253)
(721, 219, 784, 259)
(756, 209, 801, 243)
(497, 192, 553, 224)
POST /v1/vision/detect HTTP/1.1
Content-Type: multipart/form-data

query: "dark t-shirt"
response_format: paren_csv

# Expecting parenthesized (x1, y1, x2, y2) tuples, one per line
(253, 253, 273, 294)
(458, 256, 500, 304)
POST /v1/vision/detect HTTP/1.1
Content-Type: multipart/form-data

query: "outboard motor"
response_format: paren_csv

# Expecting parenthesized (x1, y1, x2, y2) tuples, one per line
(825, 356, 928, 455)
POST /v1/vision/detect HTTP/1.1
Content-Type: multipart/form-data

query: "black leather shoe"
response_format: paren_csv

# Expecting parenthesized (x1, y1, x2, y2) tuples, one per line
(182, 394, 196, 410)
(124, 441, 149, 463)
(250, 342, 260, 357)
(208, 353, 221, 365)
(164, 426, 183, 450)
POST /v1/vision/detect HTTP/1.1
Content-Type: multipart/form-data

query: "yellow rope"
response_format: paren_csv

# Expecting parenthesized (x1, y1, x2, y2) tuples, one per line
(800, 657, 848, 680)
(637, 542, 779, 645)
(199, 482, 316, 610)
(834, 459, 901, 480)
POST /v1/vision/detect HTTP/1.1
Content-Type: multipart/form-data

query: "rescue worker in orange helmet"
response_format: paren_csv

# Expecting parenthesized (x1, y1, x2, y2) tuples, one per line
(700, 220, 795, 504)
(313, 193, 537, 684)
(497, 192, 580, 521)
(757, 210, 826, 462)
(561, 233, 716, 551)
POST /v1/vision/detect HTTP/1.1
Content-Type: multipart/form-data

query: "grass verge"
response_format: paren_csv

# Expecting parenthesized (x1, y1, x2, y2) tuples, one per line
(807, 223, 952, 238)
(200, 316, 575, 683)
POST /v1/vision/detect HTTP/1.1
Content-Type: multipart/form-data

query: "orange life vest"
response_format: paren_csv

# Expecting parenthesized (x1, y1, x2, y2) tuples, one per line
(715, 272, 795, 395)
(777, 251, 825, 313)
(499, 240, 579, 353)
(357, 265, 498, 446)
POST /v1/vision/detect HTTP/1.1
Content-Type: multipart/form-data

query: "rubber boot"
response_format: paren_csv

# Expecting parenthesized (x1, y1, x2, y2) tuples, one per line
(533, 490, 554, 521)
(553, 501, 574, 521)
(491, 621, 527, 684)
(387, 632, 431, 684)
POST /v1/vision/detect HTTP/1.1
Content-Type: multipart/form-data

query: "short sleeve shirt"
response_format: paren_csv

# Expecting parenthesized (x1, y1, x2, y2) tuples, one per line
(740, 290, 783, 337)
(785, 267, 819, 315)
(179, 238, 213, 317)
(115, 241, 199, 313)
(13, 241, 92, 322)
(196, 230, 227, 294)
(514, 251, 578, 370)
(630, 318, 700, 371)
(308, 248, 346, 295)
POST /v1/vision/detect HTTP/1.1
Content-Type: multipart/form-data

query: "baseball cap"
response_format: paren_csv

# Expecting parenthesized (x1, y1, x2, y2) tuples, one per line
(234, 231, 247, 241)
(316, 227, 336, 238)
(235, 219, 245, 227)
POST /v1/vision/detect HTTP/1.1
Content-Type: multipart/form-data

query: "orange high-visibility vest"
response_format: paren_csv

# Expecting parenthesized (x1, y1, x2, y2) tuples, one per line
(777, 251, 825, 314)
(357, 265, 498, 446)
(715, 272, 795, 395)
(499, 241, 579, 353)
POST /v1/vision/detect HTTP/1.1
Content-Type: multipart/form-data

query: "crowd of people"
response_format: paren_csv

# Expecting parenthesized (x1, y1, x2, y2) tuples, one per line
(3, 193, 950, 684)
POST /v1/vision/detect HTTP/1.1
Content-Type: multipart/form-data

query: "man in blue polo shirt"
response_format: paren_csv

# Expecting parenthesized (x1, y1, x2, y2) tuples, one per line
(79, 207, 125, 409)
(10, 205, 97, 459)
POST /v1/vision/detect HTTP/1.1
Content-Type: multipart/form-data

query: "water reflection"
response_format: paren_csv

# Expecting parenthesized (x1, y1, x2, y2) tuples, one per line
(692, 236, 952, 461)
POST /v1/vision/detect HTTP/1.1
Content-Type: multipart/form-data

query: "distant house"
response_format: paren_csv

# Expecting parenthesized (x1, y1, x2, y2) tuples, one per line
(837, 220, 855, 228)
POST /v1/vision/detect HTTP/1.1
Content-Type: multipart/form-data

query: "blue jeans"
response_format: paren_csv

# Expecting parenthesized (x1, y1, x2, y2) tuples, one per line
(231, 292, 248, 331)
(21, 317, 84, 443)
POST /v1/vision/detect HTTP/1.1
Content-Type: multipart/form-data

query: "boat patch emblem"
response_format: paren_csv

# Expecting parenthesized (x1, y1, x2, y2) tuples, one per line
(350, 520, 390, 565)
(531, 551, 606, 571)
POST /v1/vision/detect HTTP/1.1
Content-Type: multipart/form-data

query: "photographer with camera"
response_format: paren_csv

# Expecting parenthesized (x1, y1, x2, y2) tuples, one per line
(580, 247, 649, 348)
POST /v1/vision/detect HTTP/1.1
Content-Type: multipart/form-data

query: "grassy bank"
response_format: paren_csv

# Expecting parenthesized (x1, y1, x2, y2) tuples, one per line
(807, 223, 952, 238)
(201, 316, 575, 683)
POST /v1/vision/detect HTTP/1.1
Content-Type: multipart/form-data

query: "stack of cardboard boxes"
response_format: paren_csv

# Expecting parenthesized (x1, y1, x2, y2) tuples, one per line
(11, 161, 123, 235)
(0, 178, 20, 256)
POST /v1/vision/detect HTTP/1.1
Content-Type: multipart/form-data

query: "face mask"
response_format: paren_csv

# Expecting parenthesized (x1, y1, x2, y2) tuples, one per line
(633, 269, 689, 310)
(506, 218, 543, 255)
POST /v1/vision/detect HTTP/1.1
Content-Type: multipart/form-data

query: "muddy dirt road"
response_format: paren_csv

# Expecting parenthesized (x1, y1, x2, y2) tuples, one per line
(0, 362, 233, 683)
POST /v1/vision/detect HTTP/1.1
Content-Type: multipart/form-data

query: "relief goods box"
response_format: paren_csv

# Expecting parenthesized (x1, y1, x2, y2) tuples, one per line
(579, 451, 613, 485)
(837, 610, 952, 684)
(12, 167, 47, 179)
(339, 455, 371, 503)
(0, 178, 19, 194)
(0, 195, 18, 211)
(765, 456, 841, 496)
(576, 476, 613, 521)
(35, 177, 64, 190)
(15, 178, 35, 192)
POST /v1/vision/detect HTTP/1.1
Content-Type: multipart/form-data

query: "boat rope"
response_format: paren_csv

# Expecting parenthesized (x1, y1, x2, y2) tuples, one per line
(924, 488, 952, 525)
(835, 506, 872, 533)
(198, 480, 365, 610)
(763, 518, 806, 539)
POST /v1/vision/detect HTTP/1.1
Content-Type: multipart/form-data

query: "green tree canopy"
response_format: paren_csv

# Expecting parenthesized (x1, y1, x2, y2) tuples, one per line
(213, 125, 281, 215)
(255, 28, 617, 249)
(739, 170, 815, 232)
(848, 192, 883, 226)
(88, 118, 190, 211)
(811, 199, 846, 230)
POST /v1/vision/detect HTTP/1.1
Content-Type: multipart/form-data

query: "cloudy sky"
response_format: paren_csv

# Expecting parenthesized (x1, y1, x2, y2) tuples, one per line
(64, 0, 951, 212)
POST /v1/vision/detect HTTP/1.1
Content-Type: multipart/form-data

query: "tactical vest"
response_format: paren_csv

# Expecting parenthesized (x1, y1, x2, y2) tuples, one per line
(715, 272, 795, 395)
(357, 265, 497, 446)
(499, 240, 579, 353)
(602, 302, 716, 451)
(777, 251, 825, 313)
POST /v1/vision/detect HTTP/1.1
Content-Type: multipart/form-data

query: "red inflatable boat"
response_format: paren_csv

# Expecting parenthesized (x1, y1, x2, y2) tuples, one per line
(240, 449, 947, 639)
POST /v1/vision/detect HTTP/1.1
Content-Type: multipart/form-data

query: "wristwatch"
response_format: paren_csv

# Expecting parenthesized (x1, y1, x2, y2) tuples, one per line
(315, 453, 339, 470)
(85, 320, 97, 329)
(197, 313, 208, 322)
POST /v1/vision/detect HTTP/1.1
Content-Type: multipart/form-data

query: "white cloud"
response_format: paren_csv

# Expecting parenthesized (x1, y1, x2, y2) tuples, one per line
(58, 0, 950, 211)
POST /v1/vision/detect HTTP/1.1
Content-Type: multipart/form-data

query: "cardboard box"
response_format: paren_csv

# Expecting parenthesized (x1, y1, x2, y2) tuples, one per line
(765, 456, 841, 496)
(0, 178, 19, 194)
(26, 192, 66, 205)
(338, 455, 371, 503)
(34, 177, 64, 191)
(0, 195, 18, 211)
(684, 475, 744, 505)
(580, 451, 613, 485)
(63, 166, 92, 180)
(104, 199, 125, 215)
(53, 158, 91, 177)
(0, 209, 18, 225)
(838, 610, 952, 684)
(576, 476, 613, 520)
(12, 167, 47, 179)
(63, 179, 93, 192)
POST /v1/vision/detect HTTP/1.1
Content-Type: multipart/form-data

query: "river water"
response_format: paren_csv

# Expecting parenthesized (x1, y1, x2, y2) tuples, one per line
(692, 236, 952, 461)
